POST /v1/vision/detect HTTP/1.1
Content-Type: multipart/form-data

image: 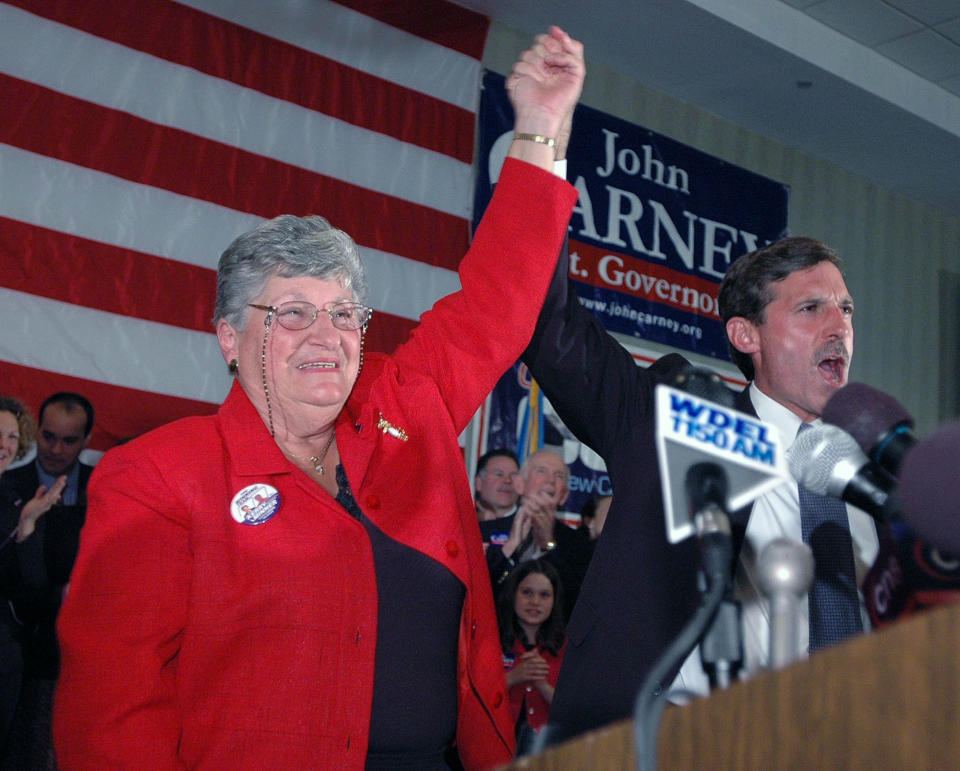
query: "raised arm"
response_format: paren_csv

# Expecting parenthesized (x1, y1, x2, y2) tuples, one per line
(521, 242, 688, 459)
(506, 27, 584, 170)
(391, 28, 584, 430)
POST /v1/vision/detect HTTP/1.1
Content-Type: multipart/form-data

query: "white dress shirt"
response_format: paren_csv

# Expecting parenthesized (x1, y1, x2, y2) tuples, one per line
(673, 383, 879, 697)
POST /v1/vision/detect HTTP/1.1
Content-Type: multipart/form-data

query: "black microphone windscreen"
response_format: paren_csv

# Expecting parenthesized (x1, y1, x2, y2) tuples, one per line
(898, 421, 960, 554)
(672, 366, 734, 408)
(685, 462, 728, 513)
(822, 382, 913, 453)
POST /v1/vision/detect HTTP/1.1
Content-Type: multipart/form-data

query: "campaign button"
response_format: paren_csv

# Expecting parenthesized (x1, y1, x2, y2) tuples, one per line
(230, 484, 281, 525)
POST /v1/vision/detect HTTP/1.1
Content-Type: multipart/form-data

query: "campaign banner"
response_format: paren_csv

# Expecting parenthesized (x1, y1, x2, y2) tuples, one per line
(474, 70, 789, 359)
(485, 360, 612, 520)
(475, 69, 788, 515)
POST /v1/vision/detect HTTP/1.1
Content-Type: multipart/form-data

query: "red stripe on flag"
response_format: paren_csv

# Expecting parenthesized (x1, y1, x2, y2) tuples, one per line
(7, 0, 479, 163)
(0, 75, 469, 271)
(0, 312, 418, 454)
(0, 216, 423, 349)
(0, 217, 216, 332)
(332, 0, 489, 59)
(365, 311, 417, 356)
(0, 362, 219, 453)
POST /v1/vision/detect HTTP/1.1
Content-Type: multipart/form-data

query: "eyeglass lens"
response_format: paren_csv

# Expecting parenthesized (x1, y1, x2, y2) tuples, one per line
(273, 301, 370, 331)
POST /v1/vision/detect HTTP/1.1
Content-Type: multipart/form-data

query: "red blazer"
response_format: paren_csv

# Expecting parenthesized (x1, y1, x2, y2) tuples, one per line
(53, 159, 578, 770)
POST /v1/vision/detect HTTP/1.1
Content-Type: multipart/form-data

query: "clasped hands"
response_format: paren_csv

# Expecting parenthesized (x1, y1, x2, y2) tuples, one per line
(505, 647, 552, 694)
(502, 489, 558, 559)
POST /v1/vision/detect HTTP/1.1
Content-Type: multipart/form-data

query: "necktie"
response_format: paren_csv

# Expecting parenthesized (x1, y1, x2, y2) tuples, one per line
(797, 423, 864, 651)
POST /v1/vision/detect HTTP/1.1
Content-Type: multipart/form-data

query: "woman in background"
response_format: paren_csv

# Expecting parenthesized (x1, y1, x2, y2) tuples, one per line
(0, 397, 63, 758)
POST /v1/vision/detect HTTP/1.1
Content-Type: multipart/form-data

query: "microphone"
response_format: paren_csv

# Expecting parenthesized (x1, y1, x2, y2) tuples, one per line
(822, 383, 917, 477)
(790, 422, 960, 628)
(861, 526, 910, 628)
(686, 462, 742, 690)
(671, 366, 735, 408)
(756, 538, 814, 669)
(787, 423, 898, 523)
(898, 421, 960, 554)
(684, 461, 733, 591)
(686, 462, 729, 533)
(655, 371, 789, 544)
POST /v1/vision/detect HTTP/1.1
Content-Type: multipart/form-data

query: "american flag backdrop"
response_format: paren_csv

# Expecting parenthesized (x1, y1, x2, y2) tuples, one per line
(0, 0, 490, 453)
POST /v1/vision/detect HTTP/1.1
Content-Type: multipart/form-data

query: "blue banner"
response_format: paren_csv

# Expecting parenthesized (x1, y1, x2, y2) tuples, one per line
(485, 360, 613, 520)
(475, 70, 788, 359)
(475, 69, 788, 514)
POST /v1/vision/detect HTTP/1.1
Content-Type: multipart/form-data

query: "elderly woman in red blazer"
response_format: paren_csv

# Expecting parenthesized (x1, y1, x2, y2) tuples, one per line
(53, 27, 583, 771)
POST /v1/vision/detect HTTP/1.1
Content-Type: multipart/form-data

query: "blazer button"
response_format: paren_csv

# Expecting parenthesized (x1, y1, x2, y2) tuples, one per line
(445, 540, 459, 558)
(493, 692, 503, 708)
(365, 494, 381, 510)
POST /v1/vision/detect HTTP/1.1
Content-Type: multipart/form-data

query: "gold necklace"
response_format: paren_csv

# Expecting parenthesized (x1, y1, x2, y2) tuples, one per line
(285, 430, 337, 475)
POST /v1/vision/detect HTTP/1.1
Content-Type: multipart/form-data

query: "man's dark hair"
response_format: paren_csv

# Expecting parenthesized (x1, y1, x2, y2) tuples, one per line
(718, 236, 844, 380)
(476, 447, 519, 476)
(39, 392, 95, 438)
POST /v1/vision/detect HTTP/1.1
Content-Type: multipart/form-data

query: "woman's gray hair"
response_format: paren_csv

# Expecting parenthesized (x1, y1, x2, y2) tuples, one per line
(214, 214, 368, 329)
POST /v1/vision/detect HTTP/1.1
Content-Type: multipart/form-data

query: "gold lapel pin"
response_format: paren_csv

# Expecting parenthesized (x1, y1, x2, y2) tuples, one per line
(377, 412, 409, 442)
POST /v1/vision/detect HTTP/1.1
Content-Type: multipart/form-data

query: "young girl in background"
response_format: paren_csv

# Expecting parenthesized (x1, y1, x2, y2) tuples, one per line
(498, 559, 566, 745)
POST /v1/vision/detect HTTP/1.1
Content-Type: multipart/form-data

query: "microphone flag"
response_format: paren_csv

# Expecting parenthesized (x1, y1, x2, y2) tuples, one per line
(656, 384, 789, 543)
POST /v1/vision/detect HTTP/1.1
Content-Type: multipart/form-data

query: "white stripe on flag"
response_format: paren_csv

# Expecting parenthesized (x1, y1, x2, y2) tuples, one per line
(0, 145, 460, 321)
(0, 144, 261, 272)
(0, 288, 230, 403)
(0, 4, 473, 218)
(359, 247, 461, 320)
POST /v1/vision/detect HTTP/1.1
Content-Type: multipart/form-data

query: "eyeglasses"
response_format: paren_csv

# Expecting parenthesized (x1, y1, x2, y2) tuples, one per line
(248, 300, 372, 331)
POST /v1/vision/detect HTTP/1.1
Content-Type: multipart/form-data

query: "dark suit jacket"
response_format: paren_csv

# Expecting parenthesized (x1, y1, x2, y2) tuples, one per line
(522, 246, 755, 739)
(0, 486, 26, 745)
(0, 460, 93, 676)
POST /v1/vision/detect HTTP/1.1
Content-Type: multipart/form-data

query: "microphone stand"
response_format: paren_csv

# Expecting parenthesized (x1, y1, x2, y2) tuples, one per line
(634, 463, 733, 771)
(699, 581, 742, 690)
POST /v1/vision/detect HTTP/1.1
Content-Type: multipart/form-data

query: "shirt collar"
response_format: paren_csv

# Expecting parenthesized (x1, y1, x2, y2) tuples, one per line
(748, 382, 821, 450)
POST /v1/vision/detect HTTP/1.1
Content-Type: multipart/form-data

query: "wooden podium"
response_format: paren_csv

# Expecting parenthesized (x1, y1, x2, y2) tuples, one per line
(502, 601, 960, 769)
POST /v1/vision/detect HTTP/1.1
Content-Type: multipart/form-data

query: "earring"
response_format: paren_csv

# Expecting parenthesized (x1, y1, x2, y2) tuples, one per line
(229, 358, 239, 374)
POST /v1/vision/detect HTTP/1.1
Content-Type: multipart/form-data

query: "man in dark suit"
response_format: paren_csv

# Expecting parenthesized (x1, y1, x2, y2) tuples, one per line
(522, 184, 876, 737)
